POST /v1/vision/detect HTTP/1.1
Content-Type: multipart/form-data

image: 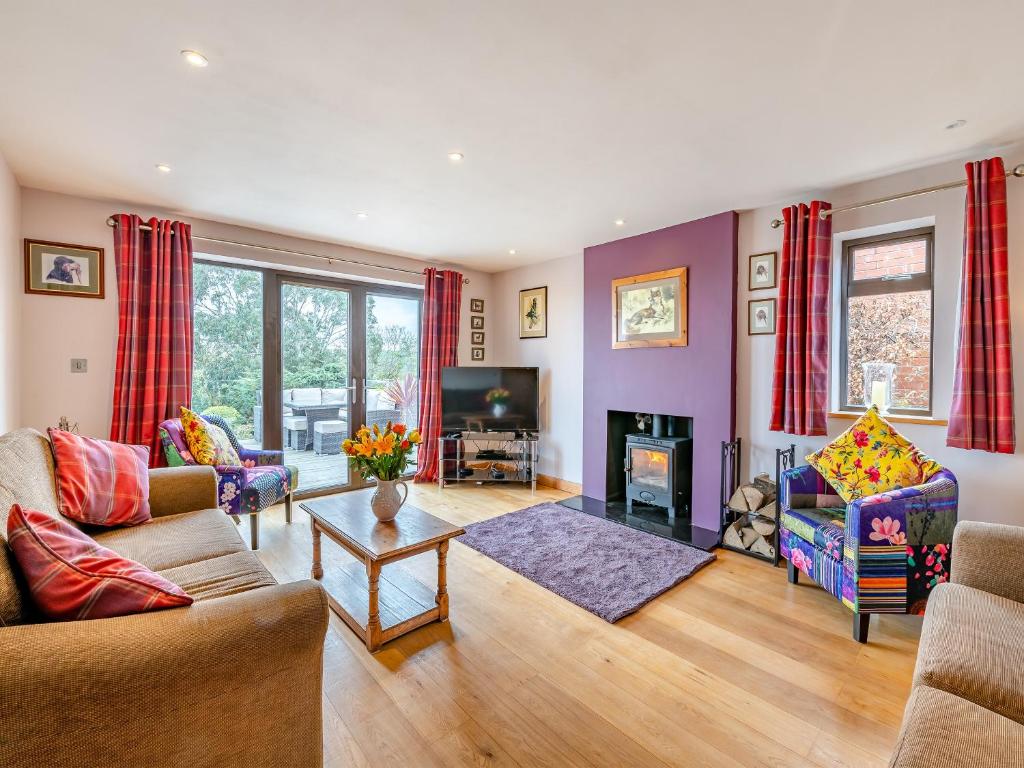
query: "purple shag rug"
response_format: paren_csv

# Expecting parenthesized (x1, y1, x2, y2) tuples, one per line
(459, 503, 716, 622)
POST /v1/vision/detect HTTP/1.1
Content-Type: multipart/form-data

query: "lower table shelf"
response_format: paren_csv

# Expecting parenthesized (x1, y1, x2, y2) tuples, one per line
(320, 560, 440, 641)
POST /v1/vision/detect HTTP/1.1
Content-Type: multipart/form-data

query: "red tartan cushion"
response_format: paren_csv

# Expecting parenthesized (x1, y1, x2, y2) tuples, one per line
(6, 505, 192, 621)
(48, 428, 151, 526)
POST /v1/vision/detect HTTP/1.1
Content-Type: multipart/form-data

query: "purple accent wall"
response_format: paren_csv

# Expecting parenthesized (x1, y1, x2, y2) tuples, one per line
(582, 211, 738, 531)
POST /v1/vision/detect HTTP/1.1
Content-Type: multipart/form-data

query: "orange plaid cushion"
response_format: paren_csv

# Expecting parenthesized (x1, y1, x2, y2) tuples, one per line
(48, 428, 151, 526)
(6, 505, 192, 621)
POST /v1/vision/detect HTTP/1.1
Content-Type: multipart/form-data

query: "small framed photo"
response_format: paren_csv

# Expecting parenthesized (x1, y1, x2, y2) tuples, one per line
(471, 331, 485, 345)
(748, 298, 777, 335)
(24, 239, 105, 299)
(470, 298, 485, 313)
(471, 347, 485, 361)
(470, 315, 484, 330)
(519, 286, 547, 339)
(748, 251, 777, 291)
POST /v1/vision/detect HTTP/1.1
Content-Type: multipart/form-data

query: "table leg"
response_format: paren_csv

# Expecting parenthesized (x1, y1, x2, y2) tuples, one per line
(311, 519, 323, 580)
(366, 560, 382, 651)
(436, 540, 450, 621)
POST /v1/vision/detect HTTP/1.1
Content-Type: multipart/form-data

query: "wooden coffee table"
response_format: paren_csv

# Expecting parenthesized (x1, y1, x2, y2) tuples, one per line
(301, 491, 465, 652)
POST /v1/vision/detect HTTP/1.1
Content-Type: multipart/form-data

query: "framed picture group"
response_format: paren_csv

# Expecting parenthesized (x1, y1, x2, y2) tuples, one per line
(746, 251, 777, 335)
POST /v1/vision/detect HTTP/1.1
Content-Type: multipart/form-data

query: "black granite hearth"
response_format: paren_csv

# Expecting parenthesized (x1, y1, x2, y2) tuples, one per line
(557, 495, 720, 551)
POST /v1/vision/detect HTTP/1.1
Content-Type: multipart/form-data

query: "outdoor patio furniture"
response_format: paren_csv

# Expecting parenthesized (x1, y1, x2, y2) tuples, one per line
(313, 420, 346, 455)
(366, 408, 402, 431)
(253, 387, 349, 443)
(283, 415, 308, 450)
(285, 403, 348, 450)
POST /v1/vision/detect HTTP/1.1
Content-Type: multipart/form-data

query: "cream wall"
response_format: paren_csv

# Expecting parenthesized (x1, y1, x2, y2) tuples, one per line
(0, 153, 21, 433)
(491, 254, 584, 484)
(19, 188, 491, 438)
(737, 142, 1024, 526)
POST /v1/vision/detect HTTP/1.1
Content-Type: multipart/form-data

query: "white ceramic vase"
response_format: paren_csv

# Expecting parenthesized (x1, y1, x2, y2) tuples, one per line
(371, 478, 408, 522)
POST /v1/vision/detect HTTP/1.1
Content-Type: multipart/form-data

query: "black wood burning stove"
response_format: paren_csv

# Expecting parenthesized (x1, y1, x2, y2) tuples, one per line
(624, 433, 693, 520)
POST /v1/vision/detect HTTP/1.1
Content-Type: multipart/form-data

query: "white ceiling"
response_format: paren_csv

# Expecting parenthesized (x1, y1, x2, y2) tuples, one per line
(2, 1, 1023, 272)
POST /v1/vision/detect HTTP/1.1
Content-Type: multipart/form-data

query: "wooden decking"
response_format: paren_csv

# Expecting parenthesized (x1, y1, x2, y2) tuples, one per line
(255, 483, 921, 768)
(283, 446, 349, 491)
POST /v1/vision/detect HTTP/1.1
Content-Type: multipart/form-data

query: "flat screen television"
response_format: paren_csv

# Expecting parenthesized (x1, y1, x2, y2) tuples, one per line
(441, 366, 539, 433)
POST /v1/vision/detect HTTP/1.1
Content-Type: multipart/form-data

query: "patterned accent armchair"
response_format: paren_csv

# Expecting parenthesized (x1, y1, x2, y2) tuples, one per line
(158, 414, 299, 550)
(779, 464, 958, 643)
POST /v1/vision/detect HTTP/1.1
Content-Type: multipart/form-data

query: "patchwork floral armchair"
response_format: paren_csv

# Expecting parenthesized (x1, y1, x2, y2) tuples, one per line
(158, 414, 298, 550)
(780, 464, 958, 643)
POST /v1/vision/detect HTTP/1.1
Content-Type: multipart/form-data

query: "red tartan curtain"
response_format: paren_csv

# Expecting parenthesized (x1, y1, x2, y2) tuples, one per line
(947, 157, 1015, 453)
(414, 268, 462, 482)
(109, 214, 194, 466)
(769, 200, 832, 436)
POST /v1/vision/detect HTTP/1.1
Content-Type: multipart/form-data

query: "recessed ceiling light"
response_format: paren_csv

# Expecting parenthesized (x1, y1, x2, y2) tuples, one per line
(614, 219, 626, 227)
(181, 50, 209, 68)
(155, 163, 172, 173)
(508, 249, 517, 255)
(945, 119, 967, 130)
(355, 212, 368, 219)
(448, 152, 464, 162)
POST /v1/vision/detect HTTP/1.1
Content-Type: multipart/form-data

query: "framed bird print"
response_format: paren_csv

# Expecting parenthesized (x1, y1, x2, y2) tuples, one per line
(519, 286, 547, 339)
(748, 251, 777, 291)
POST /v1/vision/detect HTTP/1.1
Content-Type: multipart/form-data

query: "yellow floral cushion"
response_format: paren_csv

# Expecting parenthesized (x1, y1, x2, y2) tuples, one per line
(180, 407, 241, 467)
(805, 407, 942, 503)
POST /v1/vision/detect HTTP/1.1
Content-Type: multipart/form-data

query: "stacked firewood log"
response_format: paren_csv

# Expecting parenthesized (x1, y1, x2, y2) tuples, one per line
(722, 473, 777, 558)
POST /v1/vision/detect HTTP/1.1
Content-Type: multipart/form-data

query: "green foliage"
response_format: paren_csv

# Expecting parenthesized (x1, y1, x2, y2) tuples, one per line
(201, 405, 242, 425)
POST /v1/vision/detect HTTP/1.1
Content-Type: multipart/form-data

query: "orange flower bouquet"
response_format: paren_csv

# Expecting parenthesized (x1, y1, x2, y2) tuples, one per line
(342, 422, 422, 482)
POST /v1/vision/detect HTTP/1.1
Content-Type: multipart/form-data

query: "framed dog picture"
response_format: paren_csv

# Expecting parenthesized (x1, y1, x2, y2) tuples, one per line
(611, 267, 687, 349)
(24, 239, 105, 299)
(748, 251, 777, 291)
(470, 298, 485, 313)
(748, 298, 777, 335)
(519, 286, 547, 339)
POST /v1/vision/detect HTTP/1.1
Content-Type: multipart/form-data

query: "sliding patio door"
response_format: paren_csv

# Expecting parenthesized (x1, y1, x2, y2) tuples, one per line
(280, 281, 356, 494)
(192, 260, 421, 498)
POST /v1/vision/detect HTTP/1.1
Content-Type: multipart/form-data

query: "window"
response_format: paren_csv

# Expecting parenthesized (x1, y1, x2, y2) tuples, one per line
(839, 228, 934, 415)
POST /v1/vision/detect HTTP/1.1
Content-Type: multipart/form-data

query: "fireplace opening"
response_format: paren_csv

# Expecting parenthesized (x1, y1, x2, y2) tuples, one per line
(559, 409, 715, 550)
(606, 410, 693, 518)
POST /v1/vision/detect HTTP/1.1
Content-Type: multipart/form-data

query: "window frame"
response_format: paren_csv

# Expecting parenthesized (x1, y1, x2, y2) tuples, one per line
(837, 226, 935, 416)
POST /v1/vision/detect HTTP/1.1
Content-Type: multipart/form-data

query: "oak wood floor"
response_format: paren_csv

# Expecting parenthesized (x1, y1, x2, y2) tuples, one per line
(255, 483, 919, 768)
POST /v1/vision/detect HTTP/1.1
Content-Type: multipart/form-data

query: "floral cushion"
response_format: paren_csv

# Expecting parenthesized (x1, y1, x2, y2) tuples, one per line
(180, 407, 241, 467)
(805, 407, 942, 503)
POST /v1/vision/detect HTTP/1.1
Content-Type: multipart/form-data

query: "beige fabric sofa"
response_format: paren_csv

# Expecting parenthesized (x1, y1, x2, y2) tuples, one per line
(0, 429, 328, 768)
(889, 521, 1024, 766)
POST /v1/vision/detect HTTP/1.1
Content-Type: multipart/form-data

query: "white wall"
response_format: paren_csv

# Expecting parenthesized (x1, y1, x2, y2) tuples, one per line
(737, 142, 1024, 526)
(0, 153, 21, 432)
(491, 253, 584, 484)
(19, 188, 491, 438)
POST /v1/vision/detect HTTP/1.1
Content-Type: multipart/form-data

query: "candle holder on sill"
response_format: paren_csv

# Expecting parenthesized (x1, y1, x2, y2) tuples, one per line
(862, 362, 896, 414)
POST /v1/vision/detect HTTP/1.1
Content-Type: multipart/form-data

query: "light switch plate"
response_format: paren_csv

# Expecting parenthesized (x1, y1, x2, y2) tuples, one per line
(70, 358, 87, 373)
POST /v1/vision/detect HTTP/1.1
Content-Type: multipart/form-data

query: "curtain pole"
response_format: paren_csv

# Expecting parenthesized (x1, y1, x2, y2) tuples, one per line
(769, 163, 1024, 228)
(104, 217, 470, 284)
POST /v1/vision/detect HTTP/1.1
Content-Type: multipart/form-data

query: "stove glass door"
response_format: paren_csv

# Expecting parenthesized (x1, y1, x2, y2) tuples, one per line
(630, 447, 670, 490)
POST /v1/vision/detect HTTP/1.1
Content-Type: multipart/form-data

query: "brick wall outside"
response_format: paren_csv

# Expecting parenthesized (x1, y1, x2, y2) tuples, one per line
(852, 239, 927, 280)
